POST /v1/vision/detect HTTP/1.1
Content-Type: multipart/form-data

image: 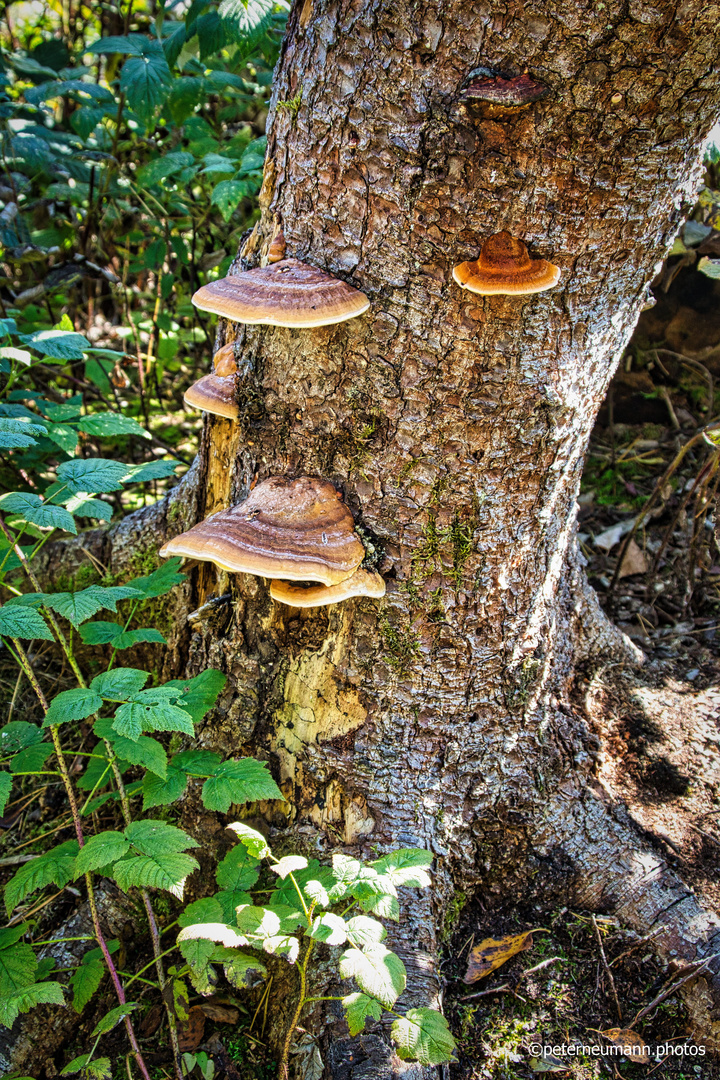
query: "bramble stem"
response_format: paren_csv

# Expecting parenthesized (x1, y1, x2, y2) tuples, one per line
(279, 939, 314, 1080)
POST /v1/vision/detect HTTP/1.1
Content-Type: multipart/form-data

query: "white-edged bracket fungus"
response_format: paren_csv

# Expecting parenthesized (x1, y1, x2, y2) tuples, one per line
(192, 259, 370, 328)
(269, 567, 386, 608)
(159, 476, 366, 586)
(452, 231, 560, 296)
(184, 343, 238, 420)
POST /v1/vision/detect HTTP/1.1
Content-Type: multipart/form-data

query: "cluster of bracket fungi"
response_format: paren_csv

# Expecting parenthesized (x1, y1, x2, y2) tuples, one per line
(163, 131, 560, 608)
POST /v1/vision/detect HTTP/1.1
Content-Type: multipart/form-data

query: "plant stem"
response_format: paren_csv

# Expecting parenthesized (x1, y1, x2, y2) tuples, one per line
(9, 635, 151, 1080)
(279, 939, 314, 1080)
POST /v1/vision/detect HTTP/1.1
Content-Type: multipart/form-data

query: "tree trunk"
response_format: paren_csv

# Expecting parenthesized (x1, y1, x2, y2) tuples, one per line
(50, 1, 720, 1074)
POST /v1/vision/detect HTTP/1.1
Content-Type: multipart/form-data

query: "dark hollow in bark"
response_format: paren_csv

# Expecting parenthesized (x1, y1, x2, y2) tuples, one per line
(35, 1, 720, 1076)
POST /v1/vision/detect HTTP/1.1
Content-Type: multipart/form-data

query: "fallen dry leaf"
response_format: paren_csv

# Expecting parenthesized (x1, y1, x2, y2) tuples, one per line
(201, 1002, 240, 1024)
(600, 1028, 650, 1062)
(464, 929, 541, 983)
(617, 538, 648, 580)
(529, 1055, 569, 1073)
(178, 1005, 206, 1052)
(139, 1002, 163, 1037)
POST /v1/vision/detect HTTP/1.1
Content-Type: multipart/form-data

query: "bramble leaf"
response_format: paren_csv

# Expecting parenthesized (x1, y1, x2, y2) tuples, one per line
(0, 492, 76, 534)
(56, 458, 129, 494)
(270, 855, 308, 879)
(202, 759, 283, 812)
(125, 819, 199, 857)
(74, 832, 130, 876)
(0, 980, 65, 1028)
(338, 945, 406, 1008)
(43, 687, 103, 727)
(125, 558, 186, 598)
(345, 916, 387, 947)
(4, 840, 79, 916)
(391, 1007, 457, 1065)
(0, 604, 53, 641)
(215, 843, 260, 891)
(225, 821, 271, 859)
(111, 852, 199, 898)
(91, 668, 149, 699)
(342, 991, 382, 1037)
(308, 913, 347, 946)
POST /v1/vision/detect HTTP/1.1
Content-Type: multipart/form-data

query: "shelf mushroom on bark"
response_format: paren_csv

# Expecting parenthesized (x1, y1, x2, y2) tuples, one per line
(159, 477, 383, 606)
(184, 343, 239, 420)
(191, 258, 370, 328)
(453, 231, 560, 296)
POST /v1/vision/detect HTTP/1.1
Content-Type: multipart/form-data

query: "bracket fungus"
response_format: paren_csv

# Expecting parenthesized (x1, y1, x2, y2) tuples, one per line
(183, 343, 239, 420)
(269, 567, 386, 608)
(453, 231, 560, 296)
(192, 259, 370, 328)
(159, 476, 366, 586)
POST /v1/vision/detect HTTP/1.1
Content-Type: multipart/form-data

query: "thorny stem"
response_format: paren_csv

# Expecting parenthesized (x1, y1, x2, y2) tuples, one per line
(9, 635, 151, 1080)
(279, 938, 314, 1080)
(1, 518, 182, 1079)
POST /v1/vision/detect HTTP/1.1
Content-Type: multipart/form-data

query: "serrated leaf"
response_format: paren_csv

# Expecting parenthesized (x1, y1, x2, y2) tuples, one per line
(0, 721, 43, 753)
(69, 953, 105, 1012)
(120, 45, 172, 124)
(91, 667, 149, 699)
(218, 0, 275, 48)
(0, 980, 65, 1028)
(338, 945, 406, 1008)
(0, 940, 37, 996)
(370, 848, 432, 889)
(86, 33, 148, 55)
(309, 913, 347, 946)
(62, 1055, 112, 1079)
(210, 179, 251, 222)
(216, 888, 253, 923)
(43, 687, 103, 728)
(202, 759, 283, 812)
(0, 492, 76, 534)
(178, 897, 224, 928)
(177, 922, 248, 948)
(125, 819, 199, 857)
(215, 843, 260, 891)
(91, 1001, 140, 1036)
(78, 621, 123, 645)
(125, 557, 186, 598)
(94, 718, 167, 779)
(271, 855, 308, 879)
(123, 460, 177, 482)
(77, 413, 150, 439)
(342, 991, 382, 1037)
(0, 417, 44, 449)
(358, 893, 400, 921)
(0, 773, 12, 815)
(213, 947, 267, 989)
(65, 493, 113, 521)
(4, 840, 79, 916)
(9, 741, 52, 774)
(162, 669, 225, 723)
(142, 761, 188, 809)
(56, 458, 129, 494)
(304, 879, 330, 908)
(112, 700, 193, 741)
(112, 851, 199, 898)
(41, 586, 143, 629)
(0, 604, 53, 641)
(74, 832, 130, 876)
(137, 152, 195, 186)
(20, 330, 88, 360)
(345, 916, 387, 947)
(178, 936, 216, 995)
(174, 749, 223, 775)
(225, 821, 271, 859)
(113, 627, 167, 649)
(391, 1007, 457, 1065)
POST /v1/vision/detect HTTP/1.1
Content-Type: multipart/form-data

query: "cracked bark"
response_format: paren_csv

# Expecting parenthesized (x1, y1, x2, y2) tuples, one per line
(37, 0, 720, 1075)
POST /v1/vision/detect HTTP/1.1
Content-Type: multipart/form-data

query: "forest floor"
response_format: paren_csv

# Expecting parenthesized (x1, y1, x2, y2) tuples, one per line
(444, 263, 720, 1078)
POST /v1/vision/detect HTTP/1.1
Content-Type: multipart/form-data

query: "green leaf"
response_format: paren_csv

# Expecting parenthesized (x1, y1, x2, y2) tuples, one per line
(56, 458, 129, 494)
(62, 1054, 112, 1078)
(303, 879, 330, 908)
(112, 700, 193, 741)
(5, 840, 79, 916)
(177, 936, 216, 994)
(178, 897, 224, 928)
(0, 418, 45, 449)
(122, 460, 178, 483)
(225, 821, 271, 859)
(174, 749, 223, 775)
(113, 627, 167, 649)
(78, 622, 123, 645)
(65, 493, 113, 521)
(218, 0, 275, 48)
(345, 916, 387, 947)
(177, 922, 248, 948)
(142, 761, 188, 809)
(391, 1007, 457, 1065)
(86, 33, 148, 55)
(215, 844, 260, 891)
(0, 721, 44, 753)
(342, 991, 383, 1037)
(0, 940, 37, 995)
(69, 954, 105, 1012)
(0, 492, 76, 534)
(0, 772, 12, 814)
(77, 413, 151, 440)
(212, 947, 267, 989)
(270, 855, 308, 880)
(358, 893, 400, 921)
(0, 980, 65, 1028)
(202, 759, 283, 812)
(43, 687, 103, 727)
(0, 605, 53, 641)
(137, 152, 195, 186)
(126, 557, 186, 598)
(94, 718, 167, 779)
(112, 852, 199, 899)
(74, 832, 131, 876)
(215, 888, 253, 922)
(308, 913, 347, 946)
(125, 819, 199, 857)
(9, 741, 52, 774)
(20, 330, 88, 360)
(338, 945, 406, 1008)
(91, 1000, 140, 1036)
(163, 670, 225, 723)
(370, 849, 432, 889)
(91, 668, 149, 699)
(39, 586, 139, 630)
(211, 179, 251, 222)
(120, 43, 172, 124)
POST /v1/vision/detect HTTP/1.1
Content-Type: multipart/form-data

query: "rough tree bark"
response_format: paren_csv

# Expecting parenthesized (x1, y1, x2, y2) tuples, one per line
(40, 0, 720, 1075)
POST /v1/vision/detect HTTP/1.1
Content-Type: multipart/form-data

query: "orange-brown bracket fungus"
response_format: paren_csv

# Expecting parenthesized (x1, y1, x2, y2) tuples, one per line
(269, 567, 386, 608)
(458, 67, 548, 109)
(191, 259, 370, 328)
(183, 343, 239, 420)
(159, 476, 366, 586)
(452, 231, 560, 296)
